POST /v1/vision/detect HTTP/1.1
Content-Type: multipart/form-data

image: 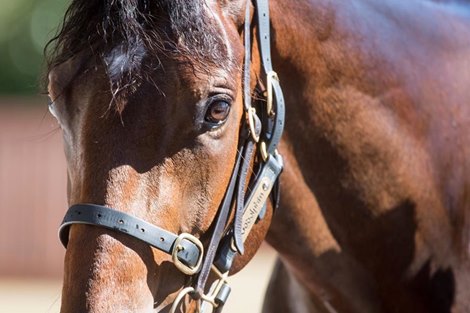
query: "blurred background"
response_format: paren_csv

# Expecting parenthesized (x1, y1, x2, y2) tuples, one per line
(0, 1, 276, 312)
(0, 0, 66, 95)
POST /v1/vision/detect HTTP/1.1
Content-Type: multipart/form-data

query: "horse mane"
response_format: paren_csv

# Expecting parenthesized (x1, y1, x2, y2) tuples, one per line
(45, 0, 227, 99)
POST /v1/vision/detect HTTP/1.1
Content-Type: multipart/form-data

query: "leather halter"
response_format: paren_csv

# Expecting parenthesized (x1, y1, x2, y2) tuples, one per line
(58, 0, 285, 311)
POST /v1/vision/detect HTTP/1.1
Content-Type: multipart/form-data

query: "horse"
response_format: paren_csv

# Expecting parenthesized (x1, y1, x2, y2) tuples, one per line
(45, 0, 470, 312)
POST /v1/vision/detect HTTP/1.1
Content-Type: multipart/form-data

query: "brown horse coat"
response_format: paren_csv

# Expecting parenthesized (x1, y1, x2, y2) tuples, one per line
(265, 1, 470, 312)
(47, 0, 470, 312)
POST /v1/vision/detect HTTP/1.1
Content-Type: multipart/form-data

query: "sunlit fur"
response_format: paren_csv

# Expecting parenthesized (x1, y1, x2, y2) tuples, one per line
(48, 0, 470, 312)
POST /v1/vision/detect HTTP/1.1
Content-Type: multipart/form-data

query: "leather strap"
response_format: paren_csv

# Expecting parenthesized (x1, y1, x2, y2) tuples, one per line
(195, 145, 243, 294)
(255, 0, 285, 155)
(59, 204, 201, 268)
(233, 139, 256, 255)
(254, 0, 272, 74)
(243, 0, 253, 113)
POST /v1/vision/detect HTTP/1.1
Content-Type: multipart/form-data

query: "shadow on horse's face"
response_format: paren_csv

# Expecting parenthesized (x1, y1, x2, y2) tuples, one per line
(47, 1, 269, 312)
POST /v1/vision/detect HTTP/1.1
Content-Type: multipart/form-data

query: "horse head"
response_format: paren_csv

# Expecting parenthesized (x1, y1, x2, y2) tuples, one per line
(47, 1, 283, 312)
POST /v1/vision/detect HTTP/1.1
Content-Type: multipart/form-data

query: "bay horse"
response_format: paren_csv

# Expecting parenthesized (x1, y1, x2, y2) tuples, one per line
(46, 0, 470, 312)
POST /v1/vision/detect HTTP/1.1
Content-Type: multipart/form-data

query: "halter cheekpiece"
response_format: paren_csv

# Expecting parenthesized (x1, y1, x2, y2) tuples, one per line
(58, 1, 285, 312)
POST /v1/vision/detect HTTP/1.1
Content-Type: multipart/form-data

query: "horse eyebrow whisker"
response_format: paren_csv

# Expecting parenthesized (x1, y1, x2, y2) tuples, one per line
(236, 147, 260, 195)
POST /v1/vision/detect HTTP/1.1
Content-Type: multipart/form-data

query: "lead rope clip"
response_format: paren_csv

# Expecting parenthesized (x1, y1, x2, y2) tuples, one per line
(170, 266, 231, 313)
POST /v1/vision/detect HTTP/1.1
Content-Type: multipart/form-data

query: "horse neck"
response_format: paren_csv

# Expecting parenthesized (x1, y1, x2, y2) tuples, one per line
(268, 0, 376, 117)
(267, 1, 470, 308)
(270, 0, 470, 115)
(269, 0, 470, 194)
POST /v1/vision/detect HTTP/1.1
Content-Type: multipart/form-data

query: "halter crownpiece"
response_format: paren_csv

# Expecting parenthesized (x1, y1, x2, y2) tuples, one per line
(58, 0, 285, 312)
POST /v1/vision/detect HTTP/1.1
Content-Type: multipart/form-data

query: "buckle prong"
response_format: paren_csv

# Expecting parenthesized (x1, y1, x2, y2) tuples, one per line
(171, 233, 204, 275)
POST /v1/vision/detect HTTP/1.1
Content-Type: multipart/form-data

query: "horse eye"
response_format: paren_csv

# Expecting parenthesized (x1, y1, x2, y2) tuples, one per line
(205, 101, 231, 124)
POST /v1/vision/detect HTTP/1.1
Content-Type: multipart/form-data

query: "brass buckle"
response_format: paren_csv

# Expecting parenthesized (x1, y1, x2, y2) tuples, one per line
(171, 233, 204, 275)
(247, 107, 260, 142)
(266, 71, 279, 116)
(260, 141, 269, 162)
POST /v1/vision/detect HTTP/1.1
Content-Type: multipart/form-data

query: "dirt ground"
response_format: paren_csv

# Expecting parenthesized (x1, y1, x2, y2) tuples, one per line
(0, 247, 277, 313)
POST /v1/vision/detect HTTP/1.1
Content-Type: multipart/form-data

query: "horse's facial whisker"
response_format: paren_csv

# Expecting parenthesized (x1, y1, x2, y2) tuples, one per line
(236, 147, 260, 195)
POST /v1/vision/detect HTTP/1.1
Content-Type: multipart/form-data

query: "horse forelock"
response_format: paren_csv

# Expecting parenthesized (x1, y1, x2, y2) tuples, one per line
(45, 0, 233, 107)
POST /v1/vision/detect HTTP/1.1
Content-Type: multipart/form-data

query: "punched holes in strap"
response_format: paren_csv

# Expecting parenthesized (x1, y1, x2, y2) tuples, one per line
(59, 204, 203, 272)
(255, 0, 273, 74)
(255, 0, 286, 156)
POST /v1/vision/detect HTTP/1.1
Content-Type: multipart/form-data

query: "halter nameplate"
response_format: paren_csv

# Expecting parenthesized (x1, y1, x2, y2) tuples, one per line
(241, 154, 283, 241)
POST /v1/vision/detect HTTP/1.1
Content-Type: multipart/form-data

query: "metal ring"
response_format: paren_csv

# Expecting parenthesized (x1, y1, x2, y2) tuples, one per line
(169, 287, 195, 313)
(200, 293, 218, 308)
(266, 71, 279, 116)
(247, 107, 260, 142)
(171, 233, 204, 275)
(199, 268, 230, 309)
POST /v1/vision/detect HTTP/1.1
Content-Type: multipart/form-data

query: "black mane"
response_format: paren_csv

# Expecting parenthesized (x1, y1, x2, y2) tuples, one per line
(45, 0, 228, 97)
